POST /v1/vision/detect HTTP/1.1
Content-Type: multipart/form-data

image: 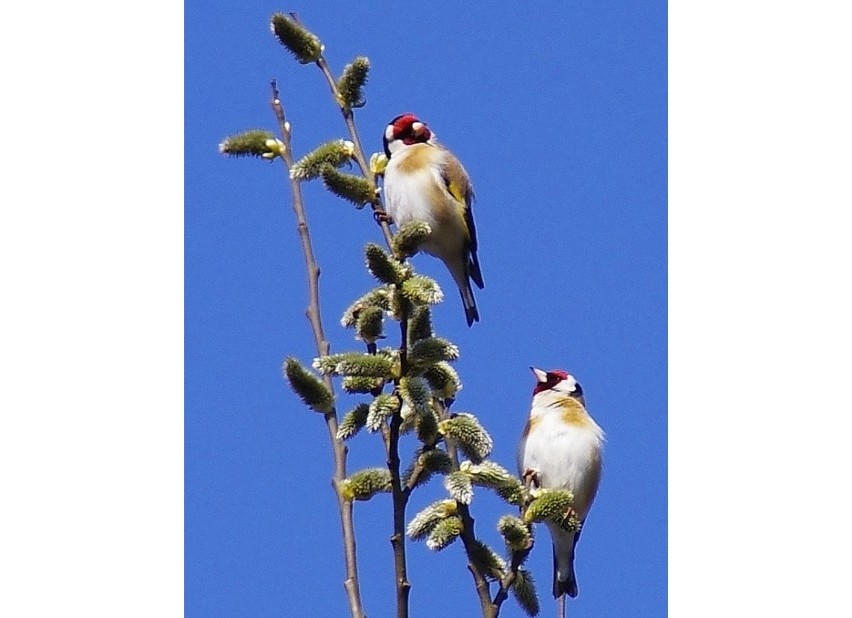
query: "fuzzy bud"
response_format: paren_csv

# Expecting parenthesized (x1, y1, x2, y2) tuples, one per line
(354, 305, 385, 344)
(438, 413, 493, 463)
(367, 394, 399, 432)
(387, 287, 413, 323)
(336, 403, 369, 440)
(270, 13, 323, 64)
(365, 244, 409, 285)
(340, 468, 392, 501)
(376, 347, 402, 380)
(461, 460, 525, 505)
(497, 515, 533, 551)
(524, 488, 579, 531)
(418, 449, 453, 480)
(399, 376, 432, 415)
(261, 138, 287, 160)
(342, 376, 385, 394)
(289, 139, 354, 181)
(219, 130, 278, 159)
(336, 56, 370, 109)
(423, 362, 462, 399)
(283, 357, 334, 413)
(415, 408, 440, 444)
(512, 569, 540, 617)
(400, 275, 443, 305)
(444, 470, 473, 505)
(408, 337, 460, 373)
(341, 287, 392, 328)
(401, 448, 452, 489)
(407, 306, 434, 343)
(425, 515, 463, 551)
(313, 352, 393, 379)
(392, 221, 432, 259)
(369, 152, 388, 175)
(421, 449, 453, 474)
(321, 167, 376, 207)
(469, 540, 507, 581)
(407, 499, 457, 540)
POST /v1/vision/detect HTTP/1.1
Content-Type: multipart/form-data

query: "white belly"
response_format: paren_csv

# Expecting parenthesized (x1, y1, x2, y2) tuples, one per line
(383, 162, 442, 228)
(518, 416, 602, 519)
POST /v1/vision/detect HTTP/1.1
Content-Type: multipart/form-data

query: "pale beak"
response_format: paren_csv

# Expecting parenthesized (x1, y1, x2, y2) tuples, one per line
(530, 366, 548, 383)
(411, 121, 426, 136)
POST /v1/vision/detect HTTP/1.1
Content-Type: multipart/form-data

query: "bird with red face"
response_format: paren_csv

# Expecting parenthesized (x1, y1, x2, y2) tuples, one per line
(517, 367, 604, 611)
(382, 114, 484, 326)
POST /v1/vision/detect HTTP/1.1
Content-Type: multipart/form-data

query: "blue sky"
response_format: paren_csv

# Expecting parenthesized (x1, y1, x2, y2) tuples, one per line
(186, 2, 665, 616)
(4, 2, 852, 618)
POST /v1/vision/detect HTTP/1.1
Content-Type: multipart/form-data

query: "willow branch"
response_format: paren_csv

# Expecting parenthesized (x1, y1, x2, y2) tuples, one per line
(270, 80, 366, 618)
(387, 308, 411, 618)
(435, 400, 496, 617)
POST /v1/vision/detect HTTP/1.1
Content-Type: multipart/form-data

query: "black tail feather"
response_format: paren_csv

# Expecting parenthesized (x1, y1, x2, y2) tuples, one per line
(552, 546, 578, 599)
(463, 299, 479, 327)
(468, 253, 484, 289)
(552, 530, 583, 599)
(460, 283, 479, 327)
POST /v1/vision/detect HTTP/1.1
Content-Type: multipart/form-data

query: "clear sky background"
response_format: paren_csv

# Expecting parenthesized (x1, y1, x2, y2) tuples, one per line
(5, 2, 852, 618)
(186, 2, 665, 616)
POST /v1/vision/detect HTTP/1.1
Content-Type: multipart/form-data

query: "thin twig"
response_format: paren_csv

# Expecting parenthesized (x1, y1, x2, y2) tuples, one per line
(288, 12, 392, 247)
(313, 56, 395, 249)
(270, 80, 366, 618)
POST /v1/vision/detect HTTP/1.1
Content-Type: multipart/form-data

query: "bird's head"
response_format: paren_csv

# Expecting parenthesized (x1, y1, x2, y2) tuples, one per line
(383, 113, 433, 158)
(530, 366, 584, 404)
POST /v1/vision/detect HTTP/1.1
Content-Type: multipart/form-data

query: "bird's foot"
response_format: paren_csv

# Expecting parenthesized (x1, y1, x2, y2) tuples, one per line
(561, 506, 581, 532)
(522, 469, 540, 491)
(373, 209, 393, 224)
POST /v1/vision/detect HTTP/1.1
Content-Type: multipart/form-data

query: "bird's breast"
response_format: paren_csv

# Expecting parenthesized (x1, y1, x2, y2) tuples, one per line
(518, 413, 603, 519)
(384, 150, 467, 261)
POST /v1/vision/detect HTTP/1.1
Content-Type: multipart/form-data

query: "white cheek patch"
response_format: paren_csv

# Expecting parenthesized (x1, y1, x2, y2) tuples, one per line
(554, 375, 578, 394)
(386, 139, 405, 156)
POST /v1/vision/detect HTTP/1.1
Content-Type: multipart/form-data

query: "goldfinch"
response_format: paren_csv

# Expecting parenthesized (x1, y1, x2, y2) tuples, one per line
(382, 114, 484, 326)
(517, 367, 604, 608)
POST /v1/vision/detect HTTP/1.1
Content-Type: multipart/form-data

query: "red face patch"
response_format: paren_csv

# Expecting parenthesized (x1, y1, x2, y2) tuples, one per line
(393, 114, 432, 144)
(532, 370, 569, 395)
(393, 113, 418, 134)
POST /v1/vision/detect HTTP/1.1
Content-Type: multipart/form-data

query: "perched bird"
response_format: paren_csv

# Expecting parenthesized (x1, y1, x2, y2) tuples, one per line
(381, 113, 484, 326)
(517, 367, 604, 607)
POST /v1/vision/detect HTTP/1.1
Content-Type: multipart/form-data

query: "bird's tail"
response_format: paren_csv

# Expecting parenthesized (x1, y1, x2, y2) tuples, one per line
(468, 251, 484, 290)
(448, 258, 480, 326)
(551, 526, 582, 599)
(552, 545, 578, 599)
(459, 281, 479, 327)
